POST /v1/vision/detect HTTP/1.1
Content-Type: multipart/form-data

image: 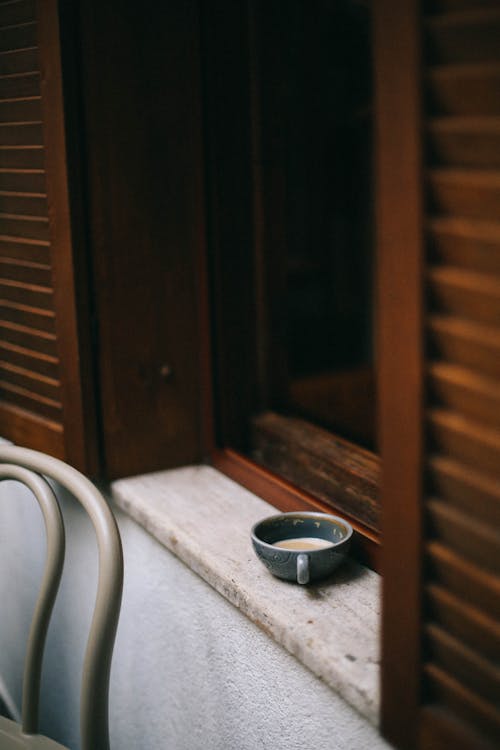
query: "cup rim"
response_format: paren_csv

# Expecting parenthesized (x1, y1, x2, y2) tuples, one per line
(251, 511, 353, 552)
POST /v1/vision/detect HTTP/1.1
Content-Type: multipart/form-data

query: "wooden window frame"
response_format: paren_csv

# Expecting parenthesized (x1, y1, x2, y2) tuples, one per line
(375, 0, 425, 746)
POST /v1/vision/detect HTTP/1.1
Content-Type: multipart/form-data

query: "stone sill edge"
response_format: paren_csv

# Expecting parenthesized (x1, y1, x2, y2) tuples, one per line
(111, 464, 381, 727)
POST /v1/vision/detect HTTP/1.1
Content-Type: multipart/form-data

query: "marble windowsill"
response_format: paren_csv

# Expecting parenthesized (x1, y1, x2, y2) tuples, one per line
(111, 465, 381, 726)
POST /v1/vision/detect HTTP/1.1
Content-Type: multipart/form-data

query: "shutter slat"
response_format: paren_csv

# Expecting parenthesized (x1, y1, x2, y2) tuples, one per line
(0, 121, 43, 145)
(0, 359, 59, 399)
(0, 378, 61, 420)
(428, 266, 500, 325)
(428, 408, 500, 477)
(429, 455, 500, 528)
(0, 234, 48, 262)
(0, 190, 46, 215)
(0, 299, 54, 332)
(0, 277, 52, 309)
(0, 169, 44, 192)
(428, 218, 500, 274)
(428, 498, 500, 573)
(0, 339, 58, 379)
(0, 400, 63, 456)
(431, 2, 500, 12)
(428, 117, 500, 167)
(427, 584, 500, 661)
(0, 1, 35, 29)
(428, 362, 500, 428)
(0, 211, 48, 239)
(0, 143, 44, 168)
(426, 624, 500, 706)
(428, 316, 500, 378)
(428, 64, 500, 116)
(0, 22, 36, 53)
(0, 318, 56, 356)
(0, 96, 39, 121)
(0, 46, 37, 75)
(428, 171, 500, 223)
(0, 257, 50, 285)
(426, 10, 500, 64)
(420, 706, 498, 750)
(0, 70, 38, 99)
(428, 542, 500, 621)
(425, 664, 500, 742)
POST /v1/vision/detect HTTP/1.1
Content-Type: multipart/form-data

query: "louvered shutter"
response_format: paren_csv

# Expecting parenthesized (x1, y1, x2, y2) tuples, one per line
(0, 0, 96, 472)
(379, 2, 500, 749)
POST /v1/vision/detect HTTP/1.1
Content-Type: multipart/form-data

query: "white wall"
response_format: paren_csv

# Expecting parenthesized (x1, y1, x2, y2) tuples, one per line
(0, 476, 390, 750)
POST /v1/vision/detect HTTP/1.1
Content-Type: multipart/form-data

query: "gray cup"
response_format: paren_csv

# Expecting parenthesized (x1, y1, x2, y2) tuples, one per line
(251, 511, 353, 585)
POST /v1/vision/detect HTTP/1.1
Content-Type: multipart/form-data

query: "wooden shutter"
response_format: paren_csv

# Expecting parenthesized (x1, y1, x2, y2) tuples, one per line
(379, 1, 500, 749)
(77, 0, 206, 479)
(0, 0, 96, 472)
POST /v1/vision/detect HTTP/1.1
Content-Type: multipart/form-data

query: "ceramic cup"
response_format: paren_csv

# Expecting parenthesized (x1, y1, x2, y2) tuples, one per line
(251, 511, 353, 585)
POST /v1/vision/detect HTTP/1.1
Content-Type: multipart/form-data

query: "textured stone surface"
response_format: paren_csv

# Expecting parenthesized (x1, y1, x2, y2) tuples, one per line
(112, 465, 381, 725)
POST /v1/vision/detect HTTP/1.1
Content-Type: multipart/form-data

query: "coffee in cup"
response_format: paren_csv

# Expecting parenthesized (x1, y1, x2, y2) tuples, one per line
(251, 511, 352, 584)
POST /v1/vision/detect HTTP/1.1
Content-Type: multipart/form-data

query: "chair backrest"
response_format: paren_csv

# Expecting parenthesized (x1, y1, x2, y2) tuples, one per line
(0, 446, 123, 750)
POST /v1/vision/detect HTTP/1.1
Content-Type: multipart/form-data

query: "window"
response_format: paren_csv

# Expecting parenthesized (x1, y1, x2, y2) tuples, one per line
(202, 0, 380, 566)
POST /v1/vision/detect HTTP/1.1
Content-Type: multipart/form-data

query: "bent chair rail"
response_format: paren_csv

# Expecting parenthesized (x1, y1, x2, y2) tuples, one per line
(0, 446, 123, 750)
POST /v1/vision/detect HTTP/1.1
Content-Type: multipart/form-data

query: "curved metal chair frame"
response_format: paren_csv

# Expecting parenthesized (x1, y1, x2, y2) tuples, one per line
(0, 446, 123, 750)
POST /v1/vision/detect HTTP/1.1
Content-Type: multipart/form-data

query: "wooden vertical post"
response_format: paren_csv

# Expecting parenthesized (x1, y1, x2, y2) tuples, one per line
(375, 1, 425, 748)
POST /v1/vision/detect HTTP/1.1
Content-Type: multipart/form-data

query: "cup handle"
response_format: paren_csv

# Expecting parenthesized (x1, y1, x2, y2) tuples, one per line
(297, 553, 309, 585)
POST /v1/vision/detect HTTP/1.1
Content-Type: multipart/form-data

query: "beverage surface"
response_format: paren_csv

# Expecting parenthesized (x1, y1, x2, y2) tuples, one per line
(273, 537, 333, 551)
